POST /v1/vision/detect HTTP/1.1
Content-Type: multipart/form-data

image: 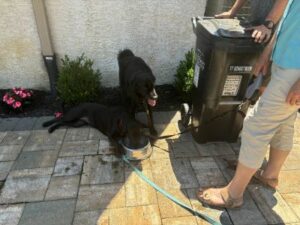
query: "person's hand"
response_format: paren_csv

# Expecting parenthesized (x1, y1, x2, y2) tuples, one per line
(286, 79, 300, 106)
(245, 25, 272, 43)
(252, 51, 271, 76)
(215, 10, 235, 19)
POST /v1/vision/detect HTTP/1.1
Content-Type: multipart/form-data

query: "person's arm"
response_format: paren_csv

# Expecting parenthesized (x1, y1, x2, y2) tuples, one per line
(286, 79, 300, 106)
(265, 0, 288, 24)
(215, 0, 247, 18)
(246, 0, 289, 43)
(252, 34, 276, 76)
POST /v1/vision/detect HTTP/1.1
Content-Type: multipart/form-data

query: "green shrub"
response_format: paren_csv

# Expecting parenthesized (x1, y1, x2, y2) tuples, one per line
(174, 49, 195, 103)
(57, 54, 102, 105)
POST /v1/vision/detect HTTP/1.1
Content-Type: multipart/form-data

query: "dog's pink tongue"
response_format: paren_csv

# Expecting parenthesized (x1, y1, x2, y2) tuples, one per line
(148, 99, 157, 107)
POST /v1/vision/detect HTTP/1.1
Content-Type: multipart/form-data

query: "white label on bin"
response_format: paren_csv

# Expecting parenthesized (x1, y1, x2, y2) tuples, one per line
(229, 65, 252, 73)
(222, 75, 242, 96)
(193, 64, 200, 87)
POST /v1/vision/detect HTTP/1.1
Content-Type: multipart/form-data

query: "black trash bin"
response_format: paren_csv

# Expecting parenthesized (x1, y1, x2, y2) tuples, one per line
(190, 17, 263, 143)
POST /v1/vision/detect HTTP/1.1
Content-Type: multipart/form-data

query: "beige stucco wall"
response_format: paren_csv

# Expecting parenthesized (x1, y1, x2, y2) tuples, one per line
(0, 0, 49, 90)
(1, 0, 207, 90)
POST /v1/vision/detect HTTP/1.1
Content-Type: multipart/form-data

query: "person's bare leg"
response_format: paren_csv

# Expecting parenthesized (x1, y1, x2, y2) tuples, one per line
(198, 162, 256, 206)
(261, 147, 290, 179)
(227, 162, 257, 198)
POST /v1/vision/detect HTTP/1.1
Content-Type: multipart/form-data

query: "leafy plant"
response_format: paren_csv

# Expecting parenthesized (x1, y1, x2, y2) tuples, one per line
(2, 87, 33, 111)
(174, 49, 195, 103)
(57, 54, 102, 105)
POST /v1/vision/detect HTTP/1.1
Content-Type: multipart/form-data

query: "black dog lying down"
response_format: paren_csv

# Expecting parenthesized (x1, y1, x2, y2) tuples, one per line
(42, 103, 144, 155)
(118, 49, 158, 136)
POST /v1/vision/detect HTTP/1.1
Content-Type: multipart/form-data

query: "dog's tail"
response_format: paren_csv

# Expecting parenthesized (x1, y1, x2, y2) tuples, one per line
(118, 49, 134, 61)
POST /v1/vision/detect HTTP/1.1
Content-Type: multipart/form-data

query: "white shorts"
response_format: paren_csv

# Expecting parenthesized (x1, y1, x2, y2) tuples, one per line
(239, 64, 300, 169)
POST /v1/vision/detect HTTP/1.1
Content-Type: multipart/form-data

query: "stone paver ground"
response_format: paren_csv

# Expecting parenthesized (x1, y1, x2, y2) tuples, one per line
(0, 112, 300, 225)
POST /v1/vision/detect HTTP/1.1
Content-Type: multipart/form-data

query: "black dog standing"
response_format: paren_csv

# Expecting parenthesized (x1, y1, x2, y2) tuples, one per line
(118, 49, 158, 136)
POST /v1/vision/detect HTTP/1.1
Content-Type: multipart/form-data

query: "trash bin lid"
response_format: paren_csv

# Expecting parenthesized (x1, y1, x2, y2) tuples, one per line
(197, 18, 252, 39)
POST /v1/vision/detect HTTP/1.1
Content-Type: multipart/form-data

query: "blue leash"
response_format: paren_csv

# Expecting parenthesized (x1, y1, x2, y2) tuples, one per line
(122, 155, 222, 225)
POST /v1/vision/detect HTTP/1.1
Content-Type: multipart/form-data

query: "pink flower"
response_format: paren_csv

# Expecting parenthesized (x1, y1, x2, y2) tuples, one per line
(13, 101, 22, 108)
(13, 88, 20, 95)
(7, 97, 15, 105)
(54, 112, 63, 118)
(3, 87, 33, 110)
(20, 92, 27, 98)
(2, 93, 8, 102)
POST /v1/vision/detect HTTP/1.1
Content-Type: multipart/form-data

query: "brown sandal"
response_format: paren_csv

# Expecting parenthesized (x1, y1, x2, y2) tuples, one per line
(197, 188, 243, 209)
(253, 169, 278, 190)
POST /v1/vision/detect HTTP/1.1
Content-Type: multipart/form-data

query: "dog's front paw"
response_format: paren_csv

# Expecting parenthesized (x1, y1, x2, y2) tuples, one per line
(48, 127, 54, 133)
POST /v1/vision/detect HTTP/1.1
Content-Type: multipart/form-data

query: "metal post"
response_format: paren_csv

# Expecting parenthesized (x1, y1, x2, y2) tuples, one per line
(32, 0, 58, 96)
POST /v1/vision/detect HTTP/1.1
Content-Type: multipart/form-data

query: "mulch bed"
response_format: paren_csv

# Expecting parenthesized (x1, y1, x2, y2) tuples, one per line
(0, 85, 182, 118)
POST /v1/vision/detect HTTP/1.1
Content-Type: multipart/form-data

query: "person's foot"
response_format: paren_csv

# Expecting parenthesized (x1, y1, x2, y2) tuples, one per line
(253, 169, 278, 189)
(197, 187, 243, 209)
